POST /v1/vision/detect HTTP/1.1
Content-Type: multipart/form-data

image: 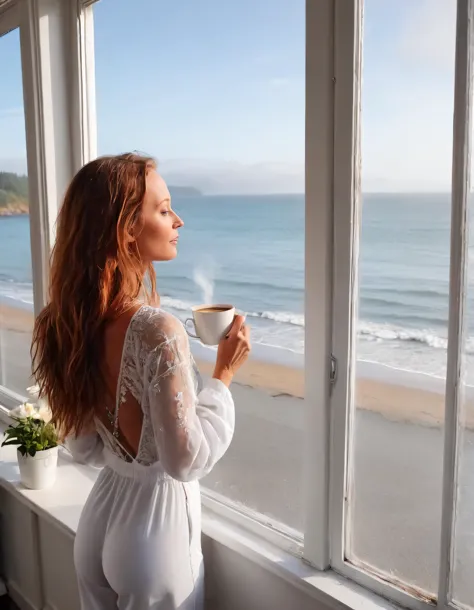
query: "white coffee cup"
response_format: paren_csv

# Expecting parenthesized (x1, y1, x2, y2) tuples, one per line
(185, 304, 235, 346)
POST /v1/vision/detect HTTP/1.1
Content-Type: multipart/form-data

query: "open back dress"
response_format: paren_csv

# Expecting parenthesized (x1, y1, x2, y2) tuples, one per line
(66, 305, 235, 610)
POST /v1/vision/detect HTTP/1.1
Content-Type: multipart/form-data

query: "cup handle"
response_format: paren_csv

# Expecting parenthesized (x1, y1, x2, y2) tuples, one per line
(185, 318, 199, 339)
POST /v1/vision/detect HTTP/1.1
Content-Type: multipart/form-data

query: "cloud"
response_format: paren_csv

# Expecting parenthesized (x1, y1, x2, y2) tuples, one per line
(399, 0, 456, 69)
(0, 106, 24, 118)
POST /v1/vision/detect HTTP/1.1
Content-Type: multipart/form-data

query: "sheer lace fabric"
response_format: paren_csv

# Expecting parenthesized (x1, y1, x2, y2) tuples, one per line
(74, 305, 235, 479)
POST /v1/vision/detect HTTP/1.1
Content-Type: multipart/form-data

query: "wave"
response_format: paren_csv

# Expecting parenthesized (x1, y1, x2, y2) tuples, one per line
(359, 322, 448, 349)
(248, 310, 304, 326)
(0, 278, 34, 307)
(1, 283, 474, 357)
(368, 286, 449, 299)
(161, 296, 305, 326)
(358, 322, 474, 354)
(160, 296, 193, 312)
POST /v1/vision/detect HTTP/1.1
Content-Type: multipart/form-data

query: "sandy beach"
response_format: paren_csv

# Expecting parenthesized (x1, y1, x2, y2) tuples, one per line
(0, 304, 34, 395)
(1, 301, 474, 602)
(199, 346, 474, 429)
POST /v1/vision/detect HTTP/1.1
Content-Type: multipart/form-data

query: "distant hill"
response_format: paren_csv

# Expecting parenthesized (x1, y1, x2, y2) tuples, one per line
(168, 185, 202, 197)
(0, 172, 29, 215)
(0, 173, 201, 216)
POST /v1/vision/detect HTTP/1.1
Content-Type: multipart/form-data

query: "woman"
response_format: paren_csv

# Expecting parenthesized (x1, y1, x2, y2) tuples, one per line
(31, 153, 250, 610)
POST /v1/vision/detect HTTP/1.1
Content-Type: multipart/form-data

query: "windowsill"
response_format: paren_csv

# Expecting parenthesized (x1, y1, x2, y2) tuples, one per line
(0, 423, 397, 610)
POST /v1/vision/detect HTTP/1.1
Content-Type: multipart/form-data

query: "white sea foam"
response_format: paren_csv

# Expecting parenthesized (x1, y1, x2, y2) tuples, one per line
(0, 278, 474, 368)
(358, 321, 474, 354)
(161, 297, 474, 354)
(0, 279, 34, 308)
(250, 310, 304, 326)
(160, 296, 193, 312)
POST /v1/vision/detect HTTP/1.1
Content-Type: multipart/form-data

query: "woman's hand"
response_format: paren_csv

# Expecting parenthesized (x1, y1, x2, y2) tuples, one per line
(213, 315, 251, 387)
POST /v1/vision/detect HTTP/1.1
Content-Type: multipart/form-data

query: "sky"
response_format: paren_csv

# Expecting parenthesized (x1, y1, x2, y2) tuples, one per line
(0, 0, 461, 193)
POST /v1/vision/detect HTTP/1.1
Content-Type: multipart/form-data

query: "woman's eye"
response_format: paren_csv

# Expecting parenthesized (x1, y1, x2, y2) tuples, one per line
(161, 210, 170, 216)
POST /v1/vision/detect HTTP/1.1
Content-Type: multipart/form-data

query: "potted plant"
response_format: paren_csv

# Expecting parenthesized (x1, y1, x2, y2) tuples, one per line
(1, 386, 59, 490)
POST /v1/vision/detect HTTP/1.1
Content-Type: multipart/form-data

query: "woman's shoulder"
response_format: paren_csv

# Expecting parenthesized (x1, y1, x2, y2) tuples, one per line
(131, 304, 186, 345)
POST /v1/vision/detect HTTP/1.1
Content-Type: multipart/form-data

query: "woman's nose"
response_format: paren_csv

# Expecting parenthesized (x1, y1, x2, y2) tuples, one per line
(174, 215, 184, 228)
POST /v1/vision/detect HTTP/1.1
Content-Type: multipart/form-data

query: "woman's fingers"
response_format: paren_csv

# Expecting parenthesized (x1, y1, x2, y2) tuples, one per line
(230, 314, 246, 336)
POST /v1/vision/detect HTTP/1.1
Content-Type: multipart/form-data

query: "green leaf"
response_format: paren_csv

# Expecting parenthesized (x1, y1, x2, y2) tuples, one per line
(1, 439, 22, 447)
(3, 415, 59, 453)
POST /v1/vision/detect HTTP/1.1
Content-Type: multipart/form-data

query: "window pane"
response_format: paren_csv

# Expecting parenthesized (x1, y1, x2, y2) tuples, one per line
(93, 0, 305, 530)
(451, 61, 474, 610)
(0, 29, 33, 398)
(451, 219, 474, 608)
(347, 0, 457, 595)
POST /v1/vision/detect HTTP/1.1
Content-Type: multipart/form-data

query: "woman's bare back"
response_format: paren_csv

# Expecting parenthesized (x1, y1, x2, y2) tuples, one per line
(97, 305, 144, 459)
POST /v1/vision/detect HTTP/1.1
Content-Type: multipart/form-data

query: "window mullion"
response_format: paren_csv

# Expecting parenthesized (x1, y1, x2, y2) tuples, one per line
(72, 0, 97, 168)
(438, 1, 474, 607)
(303, 0, 335, 570)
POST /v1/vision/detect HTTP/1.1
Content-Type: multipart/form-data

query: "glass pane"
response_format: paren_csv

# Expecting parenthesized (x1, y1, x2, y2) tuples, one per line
(93, 0, 305, 530)
(0, 28, 33, 398)
(451, 53, 474, 610)
(346, 0, 457, 595)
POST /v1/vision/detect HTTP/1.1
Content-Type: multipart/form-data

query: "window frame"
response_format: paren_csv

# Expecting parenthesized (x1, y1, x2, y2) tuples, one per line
(329, 2, 474, 610)
(438, 1, 474, 608)
(2, 1, 474, 608)
(0, 0, 96, 413)
(0, 0, 19, 36)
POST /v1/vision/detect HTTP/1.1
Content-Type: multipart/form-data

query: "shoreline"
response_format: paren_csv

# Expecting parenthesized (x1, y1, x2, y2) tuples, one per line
(1, 301, 472, 428)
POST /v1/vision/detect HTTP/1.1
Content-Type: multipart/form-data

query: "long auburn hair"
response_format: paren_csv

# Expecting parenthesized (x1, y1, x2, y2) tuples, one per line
(31, 153, 158, 438)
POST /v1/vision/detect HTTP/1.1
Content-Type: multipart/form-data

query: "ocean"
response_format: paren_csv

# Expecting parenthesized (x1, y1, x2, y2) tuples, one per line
(2, 192, 474, 385)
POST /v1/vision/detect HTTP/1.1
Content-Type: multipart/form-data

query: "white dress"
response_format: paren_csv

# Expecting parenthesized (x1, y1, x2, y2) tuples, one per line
(66, 305, 235, 610)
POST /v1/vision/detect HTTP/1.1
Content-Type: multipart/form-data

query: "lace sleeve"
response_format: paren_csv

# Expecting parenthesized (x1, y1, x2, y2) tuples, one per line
(145, 313, 235, 482)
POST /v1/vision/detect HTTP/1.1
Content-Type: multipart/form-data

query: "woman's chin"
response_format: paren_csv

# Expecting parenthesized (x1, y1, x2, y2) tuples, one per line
(154, 248, 178, 262)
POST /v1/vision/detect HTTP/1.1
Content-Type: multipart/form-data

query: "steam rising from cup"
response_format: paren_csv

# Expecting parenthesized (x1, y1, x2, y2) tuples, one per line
(193, 267, 214, 305)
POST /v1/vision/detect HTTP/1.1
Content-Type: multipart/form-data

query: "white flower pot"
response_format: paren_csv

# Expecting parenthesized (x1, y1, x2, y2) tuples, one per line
(17, 446, 58, 490)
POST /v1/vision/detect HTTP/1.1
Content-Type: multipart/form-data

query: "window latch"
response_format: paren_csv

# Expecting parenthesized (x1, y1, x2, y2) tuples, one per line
(330, 354, 337, 386)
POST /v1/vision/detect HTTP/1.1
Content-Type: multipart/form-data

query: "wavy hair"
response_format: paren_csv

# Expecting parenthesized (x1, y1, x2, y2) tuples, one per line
(31, 153, 157, 437)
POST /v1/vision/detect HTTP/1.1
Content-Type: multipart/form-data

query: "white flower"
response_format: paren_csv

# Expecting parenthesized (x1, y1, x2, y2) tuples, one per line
(24, 402, 36, 417)
(11, 402, 34, 418)
(10, 400, 52, 423)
